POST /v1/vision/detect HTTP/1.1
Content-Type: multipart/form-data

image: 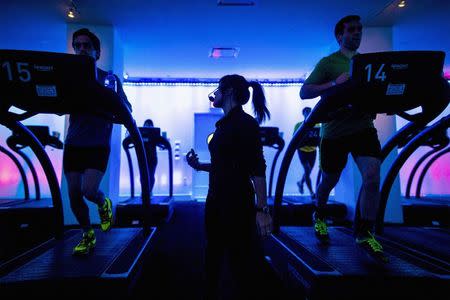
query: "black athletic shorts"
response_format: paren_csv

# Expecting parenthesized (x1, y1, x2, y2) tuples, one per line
(319, 128, 381, 173)
(63, 145, 111, 173)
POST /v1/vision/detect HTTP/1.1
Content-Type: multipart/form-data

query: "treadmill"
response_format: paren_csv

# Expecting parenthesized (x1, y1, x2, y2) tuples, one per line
(401, 125, 449, 226)
(261, 126, 346, 225)
(115, 126, 174, 226)
(266, 51, 450, 299)
(0, 50, 156, 297)
(0, 126, 63, 262)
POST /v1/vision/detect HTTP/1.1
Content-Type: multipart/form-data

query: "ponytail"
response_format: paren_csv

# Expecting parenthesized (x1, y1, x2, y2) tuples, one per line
(219, 74, 271, 124)
(249, 81, 270, 124)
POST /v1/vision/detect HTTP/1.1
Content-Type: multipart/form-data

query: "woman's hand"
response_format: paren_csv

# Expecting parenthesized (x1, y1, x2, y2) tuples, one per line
(256, 211, 273, 238)
(186, 148, 200, 170)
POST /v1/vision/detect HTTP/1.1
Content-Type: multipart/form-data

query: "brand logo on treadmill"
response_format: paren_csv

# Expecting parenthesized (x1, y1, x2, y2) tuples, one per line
(391, 64, 408, 70)
(33, 65, 54, 72)
(36, 85, 57, 97)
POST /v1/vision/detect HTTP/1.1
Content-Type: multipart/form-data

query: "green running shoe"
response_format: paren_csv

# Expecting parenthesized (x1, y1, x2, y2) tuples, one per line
(356, 232, 389, 263)
(73, 229, 96, 256)
(314, 217, 329, 242)
(99, 197, 113, 232)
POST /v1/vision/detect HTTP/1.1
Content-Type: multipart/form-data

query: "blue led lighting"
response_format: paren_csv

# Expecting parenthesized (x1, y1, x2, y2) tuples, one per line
(124, 77, 305, 87)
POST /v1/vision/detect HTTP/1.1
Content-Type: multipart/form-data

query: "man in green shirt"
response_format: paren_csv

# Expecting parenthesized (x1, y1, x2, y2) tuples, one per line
(300, 15, 388, 263)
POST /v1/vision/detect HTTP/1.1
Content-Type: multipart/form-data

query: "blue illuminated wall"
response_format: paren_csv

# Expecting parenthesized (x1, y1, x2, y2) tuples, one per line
(120, 82, 319, 197)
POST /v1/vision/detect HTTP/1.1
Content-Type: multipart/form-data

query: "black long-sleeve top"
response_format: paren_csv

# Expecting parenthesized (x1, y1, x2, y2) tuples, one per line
(207, 106, 266, 206)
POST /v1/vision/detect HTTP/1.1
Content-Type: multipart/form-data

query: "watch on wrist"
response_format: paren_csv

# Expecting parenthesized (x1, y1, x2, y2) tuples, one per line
(331, 80, 337, 87)
(256, 205, 270, 214)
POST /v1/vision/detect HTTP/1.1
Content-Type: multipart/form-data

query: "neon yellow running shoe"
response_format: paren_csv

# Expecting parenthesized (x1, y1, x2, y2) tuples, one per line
(314, 218, 329, 242)
(73, 229, 96, 256)
(356, 232, 389, 263)
(99, 197, 113, 232)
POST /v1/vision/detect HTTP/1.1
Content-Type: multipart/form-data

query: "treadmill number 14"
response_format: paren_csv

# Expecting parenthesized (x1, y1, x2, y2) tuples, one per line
(365, 63, 386, 82)
(2, 61, 31, 82)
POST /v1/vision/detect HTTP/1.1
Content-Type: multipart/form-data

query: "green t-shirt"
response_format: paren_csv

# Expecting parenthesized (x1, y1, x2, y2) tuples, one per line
(304, 51, 374, 139)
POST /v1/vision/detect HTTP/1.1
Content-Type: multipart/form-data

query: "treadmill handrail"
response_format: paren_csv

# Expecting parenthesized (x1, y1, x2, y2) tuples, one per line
(5, 144, 41, 200)
(5, 127, 64, 200)
(266, 135, 285, 198)
(405, 148, 441, 199)
(122, 130, 174, 198)
(378, 115, 450, 233)
(380, 121, 427, 160)
(273, 112, 319, 232)
(415, 146, 450, 198)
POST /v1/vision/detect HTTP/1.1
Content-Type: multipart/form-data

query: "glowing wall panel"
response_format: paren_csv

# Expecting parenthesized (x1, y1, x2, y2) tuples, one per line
(120, 84, 319, 197)
(395, 105, 450, 196)
(0, 113, 65, 199)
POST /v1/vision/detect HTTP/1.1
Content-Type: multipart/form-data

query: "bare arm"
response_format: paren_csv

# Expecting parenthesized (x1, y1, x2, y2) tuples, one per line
(300, 81, 336, 99)
(300, 72, 350, 99)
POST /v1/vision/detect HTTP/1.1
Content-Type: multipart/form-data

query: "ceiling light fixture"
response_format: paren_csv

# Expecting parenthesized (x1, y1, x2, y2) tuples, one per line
(67, 8, 75, 18)
(67, 1, 79, 19)
(398, 0, 406, 8)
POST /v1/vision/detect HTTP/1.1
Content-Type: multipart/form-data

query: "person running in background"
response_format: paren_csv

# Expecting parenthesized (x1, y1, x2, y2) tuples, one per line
(143, 119, 158, 194)
(293, 107, 319, 199)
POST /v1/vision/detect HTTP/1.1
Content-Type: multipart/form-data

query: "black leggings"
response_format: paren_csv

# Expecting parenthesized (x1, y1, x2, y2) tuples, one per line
(204, 198, 267, 300)
(298, 150, 316, 194)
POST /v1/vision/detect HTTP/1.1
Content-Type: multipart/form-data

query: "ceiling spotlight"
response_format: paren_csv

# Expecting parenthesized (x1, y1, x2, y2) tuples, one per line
(67, 1, 79, 19)
(67, 8, 75, 18)
(398, 0, 406, 8)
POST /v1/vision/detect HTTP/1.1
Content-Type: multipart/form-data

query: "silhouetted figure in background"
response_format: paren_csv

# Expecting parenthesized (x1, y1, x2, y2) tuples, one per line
(293, 107, 319, 199)
(143, 119, 158, 194)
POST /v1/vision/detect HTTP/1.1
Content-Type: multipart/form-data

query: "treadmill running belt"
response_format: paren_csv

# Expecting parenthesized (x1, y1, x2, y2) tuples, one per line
(281, 227, 434, 276)
(1, 228, 141, 282)
(383, 227, 450, 262)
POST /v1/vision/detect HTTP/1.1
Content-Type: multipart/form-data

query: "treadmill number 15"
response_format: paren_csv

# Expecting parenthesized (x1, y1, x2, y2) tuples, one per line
(365, 63, 386, 82)
(2, 61, 31, 82)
